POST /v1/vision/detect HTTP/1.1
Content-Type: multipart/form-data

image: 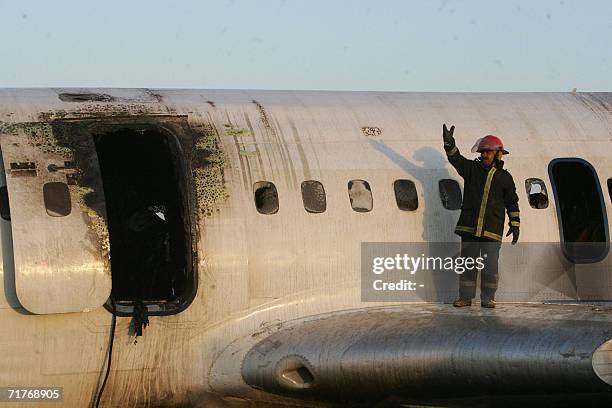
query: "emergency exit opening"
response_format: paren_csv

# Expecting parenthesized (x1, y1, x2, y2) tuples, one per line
(549, 158, 609, 264)
(94, 126, 195, 316)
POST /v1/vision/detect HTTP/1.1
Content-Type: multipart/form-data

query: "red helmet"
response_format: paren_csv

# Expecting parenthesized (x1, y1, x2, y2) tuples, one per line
(471, 135, 509, 154)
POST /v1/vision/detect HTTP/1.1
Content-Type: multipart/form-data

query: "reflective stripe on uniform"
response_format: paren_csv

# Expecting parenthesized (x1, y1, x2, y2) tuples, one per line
(510, 221, 520, 227)
(475, 167, 497, 237)
(509, 211, 520, 218)
(455, 225, 475, 234)
(482, 230, 502, 241)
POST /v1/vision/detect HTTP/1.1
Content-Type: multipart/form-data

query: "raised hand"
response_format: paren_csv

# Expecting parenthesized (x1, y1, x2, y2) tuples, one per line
(443, 124, 455, 150)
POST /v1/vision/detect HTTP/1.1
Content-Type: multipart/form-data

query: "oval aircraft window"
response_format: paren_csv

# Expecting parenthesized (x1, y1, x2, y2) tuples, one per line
(254, 181, 279, 214)
(525, 178, 549, 209)
(301, 180, 326, 213)
(394, 179, 418, 211)
(0, 186, 10, 220)
(439, 179, 462, 210)
(348, 180, 373, 212)
(43, 182, 72, 217)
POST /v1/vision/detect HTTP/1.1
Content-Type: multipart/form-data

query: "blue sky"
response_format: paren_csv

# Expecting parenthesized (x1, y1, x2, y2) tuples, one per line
(0, 0, 610, 91)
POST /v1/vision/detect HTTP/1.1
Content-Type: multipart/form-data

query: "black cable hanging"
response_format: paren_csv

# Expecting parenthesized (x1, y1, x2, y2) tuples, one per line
(95, 298, 117, 408)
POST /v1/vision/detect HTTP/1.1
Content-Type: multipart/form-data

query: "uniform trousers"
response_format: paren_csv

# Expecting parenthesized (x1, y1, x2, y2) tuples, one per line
(458, 234, 502, 302)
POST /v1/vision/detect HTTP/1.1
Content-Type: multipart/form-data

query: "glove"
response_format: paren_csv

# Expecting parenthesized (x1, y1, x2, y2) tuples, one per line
(506, 226, 519, 244)
(443, 124, 455, 151)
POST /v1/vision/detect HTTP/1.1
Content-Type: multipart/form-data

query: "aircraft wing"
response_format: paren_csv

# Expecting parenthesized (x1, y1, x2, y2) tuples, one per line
(241, 303, 612, 406)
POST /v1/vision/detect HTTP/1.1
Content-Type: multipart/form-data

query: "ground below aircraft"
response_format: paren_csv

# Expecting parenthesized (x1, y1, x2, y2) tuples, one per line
(0, 89, 611, 407)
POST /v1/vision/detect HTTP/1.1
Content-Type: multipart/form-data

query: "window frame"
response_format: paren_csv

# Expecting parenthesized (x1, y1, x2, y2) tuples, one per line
(525, 178, 549, 210)
(348, 179, 373, 213)
(254, 181, 279, 215)
(301, 180, 326, 214)
(393, 179, 419, 211)
(438, 179, 462, 210)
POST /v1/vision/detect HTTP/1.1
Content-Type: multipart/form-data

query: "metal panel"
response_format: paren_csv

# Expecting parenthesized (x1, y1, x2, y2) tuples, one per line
(0, 123, 111, 314)
(242, 305, 612, 402)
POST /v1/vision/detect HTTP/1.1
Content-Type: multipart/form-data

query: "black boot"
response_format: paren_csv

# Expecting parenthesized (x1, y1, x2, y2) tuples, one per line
(481, 299, 495, 308)
(453, 299, 472, 307)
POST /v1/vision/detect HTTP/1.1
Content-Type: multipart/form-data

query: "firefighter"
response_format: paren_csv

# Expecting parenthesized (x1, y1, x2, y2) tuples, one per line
(442, 124, 520, 308)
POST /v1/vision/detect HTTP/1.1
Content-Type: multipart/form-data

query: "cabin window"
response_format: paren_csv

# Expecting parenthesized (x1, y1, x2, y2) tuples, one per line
(95, 125, 195, 316)
(254, 181, 279, 214)
(301, 180, 326, 213)
(43, 182, 72, 217)
(348, 180, 373, 212)
(525, 178, 549, 209)
(549, 159, 609, 263)
(0, 186, 10, 220)
(439, 179, 462, 210)
(393, 179, 418, 211)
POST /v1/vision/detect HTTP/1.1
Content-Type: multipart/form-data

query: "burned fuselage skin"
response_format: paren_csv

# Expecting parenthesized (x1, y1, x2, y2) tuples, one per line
(0, 89, 611, 407)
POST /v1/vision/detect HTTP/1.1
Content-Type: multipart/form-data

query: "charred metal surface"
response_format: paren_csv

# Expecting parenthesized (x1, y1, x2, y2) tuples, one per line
(49, 122, 113, 258)
(252, 99, 272, 129)
(35, 98, 228, 220)
(573, 93, 612, 129)
(251, 99, 298, 187)
(38, 102, 176, 122)
(63, 117, 204, 316)
(361, 126, 382, 137)
(223, 119, 253, 191)
(580, 92, 612, 112)
(65, 173, 78, 185)
(144, 89, 164, 102)
(191, 120, 230, 217)
(47, 160, 76, 172)
(8, 161, 37, 177)
(59, 92, 115, 102)
(9, 161, 36, 170)
(3, 122, 111, 259)
(37, 110, 228, 220)
(2, 113, 229, 279)
(57, 88, 163, 104)
(242, 304, 612, 406)
(223, 122, 249, 137)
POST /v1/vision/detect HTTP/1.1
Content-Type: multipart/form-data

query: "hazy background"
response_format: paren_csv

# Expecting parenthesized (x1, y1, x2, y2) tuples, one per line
(1, 0, 610, 91)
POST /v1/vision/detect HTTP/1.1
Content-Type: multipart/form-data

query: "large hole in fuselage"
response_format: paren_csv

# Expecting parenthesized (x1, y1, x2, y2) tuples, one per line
(94, 126, 194, 315)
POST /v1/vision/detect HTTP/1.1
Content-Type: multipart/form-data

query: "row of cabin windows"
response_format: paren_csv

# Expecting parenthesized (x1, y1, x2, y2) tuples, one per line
(0, 176, 609, 220)
(254, 176, 612, 215)
(254, 179, 462, 215)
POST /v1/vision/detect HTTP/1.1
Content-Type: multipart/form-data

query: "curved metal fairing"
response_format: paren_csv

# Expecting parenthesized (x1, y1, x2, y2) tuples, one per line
(242, 304, 612, 404)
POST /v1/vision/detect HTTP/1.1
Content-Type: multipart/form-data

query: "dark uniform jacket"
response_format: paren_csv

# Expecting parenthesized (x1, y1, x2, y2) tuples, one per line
(445, 144, 520, 241)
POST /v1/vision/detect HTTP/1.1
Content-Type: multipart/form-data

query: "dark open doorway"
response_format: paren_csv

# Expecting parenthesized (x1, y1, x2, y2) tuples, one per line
(549, 158, 609, 264)
(94, 125, 195, 316)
